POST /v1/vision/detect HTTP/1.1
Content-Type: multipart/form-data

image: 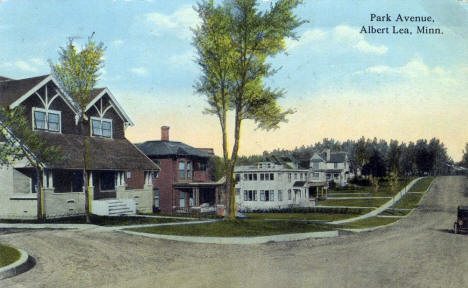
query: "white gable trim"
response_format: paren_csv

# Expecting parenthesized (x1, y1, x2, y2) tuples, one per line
(85, 88, 134, 126)
(9, 75, 79, 115)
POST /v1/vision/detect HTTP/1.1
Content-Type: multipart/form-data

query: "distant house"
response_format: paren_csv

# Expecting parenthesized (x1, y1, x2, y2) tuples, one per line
(234, 162, 327, 211)
(310, 149, 351, 187)
(134, 126, 224, 213)
(0, 74, 159, 219)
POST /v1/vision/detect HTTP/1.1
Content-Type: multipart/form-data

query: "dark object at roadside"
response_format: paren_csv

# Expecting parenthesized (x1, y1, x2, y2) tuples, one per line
(454, 206, 468, 234)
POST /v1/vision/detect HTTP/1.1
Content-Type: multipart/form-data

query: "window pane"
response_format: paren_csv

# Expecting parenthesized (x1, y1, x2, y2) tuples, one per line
(34, 111, 46, 130)
(48, 113, 60, 131)
(92, 120, 102, 136)
(270, 191, 274, 201)
(102, 121, 112, 137)
(179, 161, 185, 179)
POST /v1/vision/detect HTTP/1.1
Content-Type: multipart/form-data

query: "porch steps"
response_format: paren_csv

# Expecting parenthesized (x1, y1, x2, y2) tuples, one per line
(93, 199, 137, 216)
(107, 200, 135, 216)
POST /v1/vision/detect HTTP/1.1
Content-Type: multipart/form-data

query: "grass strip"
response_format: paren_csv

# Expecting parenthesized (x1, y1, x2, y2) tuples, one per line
(0, 243, 21, 268)
(246, 213, 356, 222)
(0, 215, 186, 226)
(340, 216, 401, 229)
(129, 219, 335, 237)
(318, 198, 389, 207)
(409, 177, 435, 192)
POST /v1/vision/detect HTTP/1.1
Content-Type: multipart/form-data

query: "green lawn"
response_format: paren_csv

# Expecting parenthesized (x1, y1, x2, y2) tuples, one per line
(0, 215, 187, 226)
(379, 209, 410, 216)
(0, 243, 21, 268)
(409, 177, 435, 192)
(392, 193, 425, 210)
(340, 216, 401, 229)
(129, 219, 335, 237)
(246, 213, 356, 222)
(329, 178, 414, 197)
(318, 198, 389, 207)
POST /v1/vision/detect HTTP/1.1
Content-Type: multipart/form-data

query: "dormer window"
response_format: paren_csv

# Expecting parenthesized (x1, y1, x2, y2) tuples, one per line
(91, 117, 112, 138)
(33, 108, 61, 132)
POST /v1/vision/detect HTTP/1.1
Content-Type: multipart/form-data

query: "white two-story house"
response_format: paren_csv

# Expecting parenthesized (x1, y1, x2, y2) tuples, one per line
(234, 162, 326, 211)
(310, 149, 351, 187)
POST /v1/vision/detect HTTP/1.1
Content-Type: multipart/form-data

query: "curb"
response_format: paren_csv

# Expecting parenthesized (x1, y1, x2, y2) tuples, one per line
(119, 230, 339, 245)
(0, 249, 35, 280)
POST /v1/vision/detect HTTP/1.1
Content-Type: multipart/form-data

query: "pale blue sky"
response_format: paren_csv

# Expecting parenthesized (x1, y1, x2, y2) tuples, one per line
(1, 0, 467, 160)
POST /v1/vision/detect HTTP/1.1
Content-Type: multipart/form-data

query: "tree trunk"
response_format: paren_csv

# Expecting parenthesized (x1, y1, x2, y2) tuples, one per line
(36, 166, 44, 221)
(80, 119, 91, 223)
(228, 113, 242, 220)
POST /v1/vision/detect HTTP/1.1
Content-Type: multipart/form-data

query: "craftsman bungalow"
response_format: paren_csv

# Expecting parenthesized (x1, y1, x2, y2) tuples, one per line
(133, 126, 224, 214)
(0, 74, 159, 219)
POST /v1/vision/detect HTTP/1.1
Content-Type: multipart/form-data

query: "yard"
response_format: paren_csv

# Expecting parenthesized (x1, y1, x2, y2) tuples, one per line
(0, 215, 187, 226)
(317, 198, 390, 207)
(246, 212, 356, 222)
(329, 177, 413, 197)
(129, 219, 335, 237)
(0, 243, 21, 268)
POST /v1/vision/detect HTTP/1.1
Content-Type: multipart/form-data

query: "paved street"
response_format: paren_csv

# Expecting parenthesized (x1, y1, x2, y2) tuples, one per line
(1, 176, 467, 288)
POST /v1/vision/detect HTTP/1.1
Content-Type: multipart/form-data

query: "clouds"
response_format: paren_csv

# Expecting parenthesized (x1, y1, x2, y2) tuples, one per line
(0, 57, 47, 73)
(130, 67, 148, 76)
(144, 6, 199, 40)
(287, 24, 388, 55)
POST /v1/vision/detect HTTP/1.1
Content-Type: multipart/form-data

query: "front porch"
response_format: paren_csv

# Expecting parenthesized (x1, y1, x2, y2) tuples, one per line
(11, 168, 155, 218)
(173, 182, 224, 214)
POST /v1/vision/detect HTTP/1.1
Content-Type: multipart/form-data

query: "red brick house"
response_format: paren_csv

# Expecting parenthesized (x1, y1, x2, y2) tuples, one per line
(132, 126, 223, 213)
(0, 74, 159, 219)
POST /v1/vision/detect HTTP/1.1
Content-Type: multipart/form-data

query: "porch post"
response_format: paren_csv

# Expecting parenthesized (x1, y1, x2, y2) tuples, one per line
(194, 187, 199, 206)
(43, 170, 48, 188)
(48, 171, 53, 188)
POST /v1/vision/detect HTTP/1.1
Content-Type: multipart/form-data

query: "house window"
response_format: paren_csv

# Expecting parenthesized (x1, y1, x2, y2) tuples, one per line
(265, 173, 270, 181)
(126, 171, 132, 178)
(278, 190, 283, 201)
(253, 174, 257, 181)
(154, 189, 159, 208)
(300, 173, 303, 180)
(288, 189, 292, 200)
(244, 191, 248, 201)
(260, 190, 265, 201)
(235, 174, 240, 182)
(248, 174, 253, 181)
(243, 174, 248, 180)
(236, 188, 240, 196)
(334, 163, 338, 169)
(187, 161, 192, 179)
(260, 173, 264, 181)
(244, 190, 255, 201)
(91, 117, 112, 138)
(199, 162, 207, 171)
(270, 173, 274, 180)
(33, 108, 61, 132)
(313, 172, 319, 178)
(179, 161, 186, 180)
(180, 191, 185, 207)
(288, 173, 291, 183)
(313, 162, 319, 169)
(270, 190, 274, 201)
(152, 171, 159, 179)
(334, 173, 339, 178)
(294, 173, 297, 179)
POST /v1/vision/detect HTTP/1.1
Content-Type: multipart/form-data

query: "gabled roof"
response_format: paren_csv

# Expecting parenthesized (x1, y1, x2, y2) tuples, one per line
(310, 153, 325, 162)
(36, 132, 159, 170)
(136, 140, 213, 159)
(0, 76, 12, 82)
(0, 75, 49, 107)
(329, 152, 347, 163)
(85, 87, 134, 126)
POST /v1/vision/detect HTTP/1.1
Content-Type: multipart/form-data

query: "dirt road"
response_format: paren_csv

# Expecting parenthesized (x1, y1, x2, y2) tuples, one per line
(1, 176, 467, 288)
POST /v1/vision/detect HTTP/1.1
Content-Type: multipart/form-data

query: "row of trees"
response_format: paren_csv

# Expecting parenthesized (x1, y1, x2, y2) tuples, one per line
(235, 137, 453, 177)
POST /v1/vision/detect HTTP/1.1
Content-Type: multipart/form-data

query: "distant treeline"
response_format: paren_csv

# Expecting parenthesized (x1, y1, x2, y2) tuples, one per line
(221, 137, 453, 178)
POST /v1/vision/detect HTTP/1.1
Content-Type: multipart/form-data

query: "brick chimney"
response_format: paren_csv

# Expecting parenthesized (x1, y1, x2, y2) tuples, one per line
(161, 126, 170, 141)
